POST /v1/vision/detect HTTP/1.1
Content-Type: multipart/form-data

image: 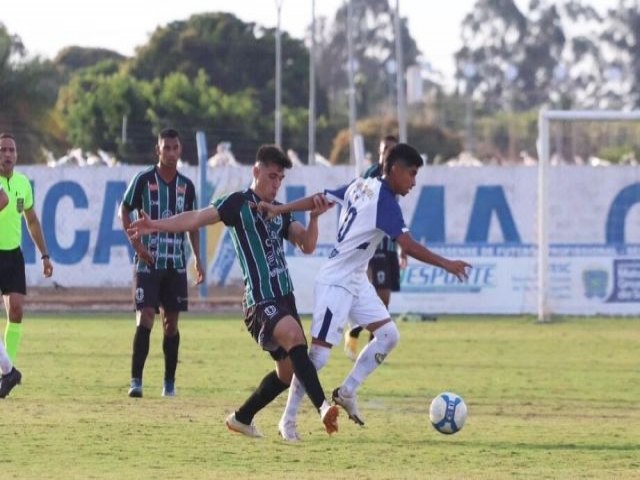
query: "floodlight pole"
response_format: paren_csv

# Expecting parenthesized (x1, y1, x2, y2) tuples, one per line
(394, 0, 407, 142)
(275, 0, 283, 147)
(347, 0, 357, 166)
(308, 0, 316, 165)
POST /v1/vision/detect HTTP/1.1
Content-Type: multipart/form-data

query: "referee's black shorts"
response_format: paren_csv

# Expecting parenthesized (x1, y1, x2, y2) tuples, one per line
(0, 248, 27, 295)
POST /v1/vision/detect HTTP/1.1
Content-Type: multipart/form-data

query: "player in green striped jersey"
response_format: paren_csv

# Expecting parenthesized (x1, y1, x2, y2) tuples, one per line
(120, 128, 204, 398)
(127, 144, 340, 437)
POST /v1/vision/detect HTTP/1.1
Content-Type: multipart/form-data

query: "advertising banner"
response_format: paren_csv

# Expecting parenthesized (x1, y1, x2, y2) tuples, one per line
(17, 164, 640, 315)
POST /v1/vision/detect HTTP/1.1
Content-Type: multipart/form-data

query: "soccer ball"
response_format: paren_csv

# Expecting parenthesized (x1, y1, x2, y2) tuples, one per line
(429, 392, 467, 434)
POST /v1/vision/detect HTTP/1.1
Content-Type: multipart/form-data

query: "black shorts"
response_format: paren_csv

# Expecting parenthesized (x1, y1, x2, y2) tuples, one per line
(368, 250, 401, 292)
(134, 268, 188, 313)
(243, 293, 303, 360)
(0, 248, 27, 295)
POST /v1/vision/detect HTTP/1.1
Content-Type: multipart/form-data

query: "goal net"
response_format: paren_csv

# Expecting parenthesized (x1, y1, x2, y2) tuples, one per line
(536, 110, 640, 321)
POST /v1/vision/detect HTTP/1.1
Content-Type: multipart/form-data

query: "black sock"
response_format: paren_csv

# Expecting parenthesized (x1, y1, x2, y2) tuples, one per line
(163, 331, 180, 381)
(350, 326, 363, 338)
(235, 370, 288, 425)
(288, 344, 326, 410)
(131, 325, 151, 379)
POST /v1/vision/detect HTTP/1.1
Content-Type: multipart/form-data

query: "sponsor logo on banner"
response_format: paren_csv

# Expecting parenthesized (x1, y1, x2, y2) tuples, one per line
(401, 263, 496, 293)
(606, 259, 640, 303)
(583, 268, 609, 299)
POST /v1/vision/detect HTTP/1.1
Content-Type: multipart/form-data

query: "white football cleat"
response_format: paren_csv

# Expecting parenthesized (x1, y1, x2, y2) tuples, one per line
(332, 387, 365, 426)
(278, 418, 302, 442)
(225, 412, 264, 438)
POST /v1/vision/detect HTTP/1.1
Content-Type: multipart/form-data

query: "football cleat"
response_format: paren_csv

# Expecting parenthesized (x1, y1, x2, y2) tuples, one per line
(320, 403, 339, 435)
(278, 418, 302, 442)
(332, 387, 365, 426)
(162, 379, 176, 397)
(0, 367, 22, 398)
(225, 413, 264, 438)
(128, 378, 143, 398)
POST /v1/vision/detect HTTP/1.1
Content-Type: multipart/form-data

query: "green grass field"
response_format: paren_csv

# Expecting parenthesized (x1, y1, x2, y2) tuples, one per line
(3, 314, 639, 479)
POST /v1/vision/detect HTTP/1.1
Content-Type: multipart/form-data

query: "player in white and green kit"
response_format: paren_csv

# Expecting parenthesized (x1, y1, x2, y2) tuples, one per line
(127, 144, 340, 437)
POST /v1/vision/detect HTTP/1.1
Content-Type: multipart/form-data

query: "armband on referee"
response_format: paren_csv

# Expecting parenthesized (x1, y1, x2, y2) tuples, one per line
(41, 254, 50, 260)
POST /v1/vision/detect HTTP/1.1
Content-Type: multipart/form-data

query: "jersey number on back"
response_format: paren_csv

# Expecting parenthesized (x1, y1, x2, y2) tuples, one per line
(337, 205, 357, 242)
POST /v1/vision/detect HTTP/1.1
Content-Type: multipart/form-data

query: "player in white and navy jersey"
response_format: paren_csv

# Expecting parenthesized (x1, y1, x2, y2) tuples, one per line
(256, 143, 471, 441)
(344, 134, 405, 360)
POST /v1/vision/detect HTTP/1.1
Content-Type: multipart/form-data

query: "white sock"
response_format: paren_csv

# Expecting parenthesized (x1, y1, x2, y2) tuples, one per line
(281, 344, 331, 422)
(341, 322, 399, 397)
(0, 341, 13, 375)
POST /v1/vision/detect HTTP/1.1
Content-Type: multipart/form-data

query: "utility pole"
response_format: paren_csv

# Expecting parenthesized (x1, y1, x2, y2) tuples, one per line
(275, 0, 283, 146)
(308, 0, 316, 165)
(394, 0, 407, 142)
(347, 0, 357, 165)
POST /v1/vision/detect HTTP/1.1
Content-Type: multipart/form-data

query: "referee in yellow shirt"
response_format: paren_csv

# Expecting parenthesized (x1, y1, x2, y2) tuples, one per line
(0, 133, 53, 390)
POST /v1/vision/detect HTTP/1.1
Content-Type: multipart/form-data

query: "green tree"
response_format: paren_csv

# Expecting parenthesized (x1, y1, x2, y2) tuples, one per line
(54, 47, 125, 72)
(600, 0, 640, 108)
(56, 69, 153, 163)
(0, 24, 61, 162)
(316, 0, 420, 118)
(128, 12, 321, 115)
(145, 70, 262, 162)
(329, 116, 461, 165)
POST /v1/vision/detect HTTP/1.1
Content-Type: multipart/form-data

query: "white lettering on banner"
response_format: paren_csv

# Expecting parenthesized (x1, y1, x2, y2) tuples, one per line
(19, 165, 640, 315)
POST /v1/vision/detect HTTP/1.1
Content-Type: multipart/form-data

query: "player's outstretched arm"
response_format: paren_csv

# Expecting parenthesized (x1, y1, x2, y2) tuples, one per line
(396, 232, 471, 282)
(287, 194, 334, 254)
(128, 206, 220, 240)
(256, 193, 330, 220)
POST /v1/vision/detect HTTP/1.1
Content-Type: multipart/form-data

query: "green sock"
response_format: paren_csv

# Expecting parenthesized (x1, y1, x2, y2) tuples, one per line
(5, 322, 23, 362)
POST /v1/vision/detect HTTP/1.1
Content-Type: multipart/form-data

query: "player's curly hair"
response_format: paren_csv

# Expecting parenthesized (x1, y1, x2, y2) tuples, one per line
(255, 144, 292, 169)
(384, 143, 424, 175)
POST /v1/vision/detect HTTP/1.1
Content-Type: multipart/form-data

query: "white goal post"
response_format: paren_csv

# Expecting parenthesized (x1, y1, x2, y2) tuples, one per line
(537, 109, 640, 322)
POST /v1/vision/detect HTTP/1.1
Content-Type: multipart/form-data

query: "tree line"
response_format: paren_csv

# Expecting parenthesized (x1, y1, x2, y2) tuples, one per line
(1, 0, 638, 165)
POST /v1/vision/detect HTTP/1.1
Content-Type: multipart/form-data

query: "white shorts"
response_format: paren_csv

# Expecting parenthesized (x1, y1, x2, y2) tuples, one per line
(310, 282, 390, 346)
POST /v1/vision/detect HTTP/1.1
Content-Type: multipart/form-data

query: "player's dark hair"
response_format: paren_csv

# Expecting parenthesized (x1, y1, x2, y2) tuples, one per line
(255, 144, 292, 169)
(0, 132, 16, 141)
(158, 128, 180, 142)
(384, 143, 424, 175)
